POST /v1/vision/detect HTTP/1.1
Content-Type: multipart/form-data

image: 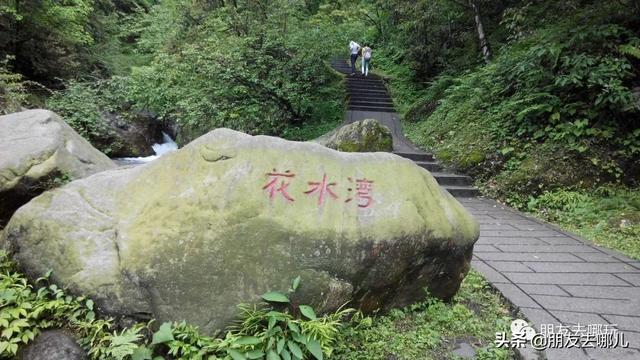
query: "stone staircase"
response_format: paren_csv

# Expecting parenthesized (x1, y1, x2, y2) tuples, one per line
(331, 59, 395, 113)
(330, 58, 478, 197)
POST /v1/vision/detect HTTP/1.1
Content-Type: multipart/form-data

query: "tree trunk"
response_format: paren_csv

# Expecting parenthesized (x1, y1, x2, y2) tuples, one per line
(468, 0, 491, 62)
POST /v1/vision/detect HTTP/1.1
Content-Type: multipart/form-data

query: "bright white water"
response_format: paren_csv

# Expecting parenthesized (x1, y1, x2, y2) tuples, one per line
(114, 132, 178, 165)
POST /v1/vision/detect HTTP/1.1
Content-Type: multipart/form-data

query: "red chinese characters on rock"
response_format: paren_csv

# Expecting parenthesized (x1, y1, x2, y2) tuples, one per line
(345, 177, 375, 208)
(304, 173, 338, 206)
(262, 170, 375, 208)
(262, 169, 295, 203)
(355, 178, 374, 208)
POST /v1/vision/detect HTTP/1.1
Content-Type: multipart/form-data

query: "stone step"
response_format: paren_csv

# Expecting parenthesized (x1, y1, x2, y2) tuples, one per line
(394, 152, 435, 162)
(347, 85, 386, 90)
(349, 100, 394, 106)
(346, 78, 385, 84)
(347, 85, 386, 91)
(347, 88, 388, 95)
(349, 93, 392, 100)
(348, 98, 393, 104)
(347, 84, 387, 91)
(347, 103, 395, 109)
(349, 98, 393, 103)
(431, 172, 474, 186)
(346, 78, 384, 84)
(348, 105, 396, 112)
(333, 58, 480, 198)
(442, 185, 480, 198)
(414, 161, 442, 172)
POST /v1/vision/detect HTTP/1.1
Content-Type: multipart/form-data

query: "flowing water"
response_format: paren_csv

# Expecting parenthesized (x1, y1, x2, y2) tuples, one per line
(113, 132, 178, 166)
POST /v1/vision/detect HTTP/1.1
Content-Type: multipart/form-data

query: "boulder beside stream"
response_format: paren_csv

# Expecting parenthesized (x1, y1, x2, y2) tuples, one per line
(2, 128, 479, 334)
(0, 109, 115, 226)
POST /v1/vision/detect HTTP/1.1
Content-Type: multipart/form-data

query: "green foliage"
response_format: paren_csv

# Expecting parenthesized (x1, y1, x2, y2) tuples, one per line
(46, 80, 126, 155)
(0, 258, 352, 359)
(41, 1, 358, 146)
(366, 0, 496, 80)
(0, 55, 46, 113)
(0, 56, 28, 114)
(0, 0, 95, 81)
(525, 187, 640, 259)
(115, 1, 359, 144)
(0, 252, 102, 357)
(332, 271, 514, 359)
(390, 1, 639, 195)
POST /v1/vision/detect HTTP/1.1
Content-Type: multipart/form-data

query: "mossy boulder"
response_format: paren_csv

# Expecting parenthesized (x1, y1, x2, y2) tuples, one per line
(322, 119, 393, 152)
(1, 128, 478, 334)
(0, 109, 116, 227)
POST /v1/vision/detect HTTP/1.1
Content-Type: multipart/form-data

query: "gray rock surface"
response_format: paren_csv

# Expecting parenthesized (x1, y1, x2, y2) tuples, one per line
(0, 109, 115, 226)
(18, 330, 87, 360)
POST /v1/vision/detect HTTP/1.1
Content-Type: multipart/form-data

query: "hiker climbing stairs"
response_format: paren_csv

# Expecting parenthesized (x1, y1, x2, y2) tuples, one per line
(330, 58, 479, 197)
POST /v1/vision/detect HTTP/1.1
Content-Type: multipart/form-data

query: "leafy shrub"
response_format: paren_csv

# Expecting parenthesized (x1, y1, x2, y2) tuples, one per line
(0, 253, 100, 357)
(0, 56, 45, 114)
(46, 80, 128, 155)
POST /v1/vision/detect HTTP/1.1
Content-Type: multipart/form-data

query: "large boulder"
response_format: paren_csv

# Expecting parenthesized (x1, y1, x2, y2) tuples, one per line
(100, 111, 164, 157)
(320, 119, 393, 152)
(1, 128, 478, 334)
(0, 110, 116, 226)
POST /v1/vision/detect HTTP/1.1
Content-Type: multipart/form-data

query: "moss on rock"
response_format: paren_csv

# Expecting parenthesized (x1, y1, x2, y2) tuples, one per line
(322, 119, 393, 152)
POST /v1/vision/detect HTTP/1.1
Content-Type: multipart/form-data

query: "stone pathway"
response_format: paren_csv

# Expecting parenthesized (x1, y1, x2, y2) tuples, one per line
(330, 59, 478, 197)
(461, 197, 640, 360)
(330, 59, 640, 359)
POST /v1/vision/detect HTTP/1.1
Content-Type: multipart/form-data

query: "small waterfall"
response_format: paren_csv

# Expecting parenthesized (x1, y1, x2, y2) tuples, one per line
(114, 132, 178, 165)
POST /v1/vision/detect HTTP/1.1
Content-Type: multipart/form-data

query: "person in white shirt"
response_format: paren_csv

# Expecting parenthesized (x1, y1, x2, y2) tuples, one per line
(361, 45, 372, 76)
(349, 41, 361, 76)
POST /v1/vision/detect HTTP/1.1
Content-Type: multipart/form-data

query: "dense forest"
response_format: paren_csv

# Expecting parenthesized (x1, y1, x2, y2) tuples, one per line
(2, 0, 639, 254)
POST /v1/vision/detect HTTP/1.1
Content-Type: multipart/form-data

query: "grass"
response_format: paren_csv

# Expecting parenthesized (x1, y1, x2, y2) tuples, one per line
(332, 270, 516, 360)
(524, 186, 640, 260)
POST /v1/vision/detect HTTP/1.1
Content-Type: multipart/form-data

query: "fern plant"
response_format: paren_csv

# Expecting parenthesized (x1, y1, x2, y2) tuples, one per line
(1, 253, 352, 360)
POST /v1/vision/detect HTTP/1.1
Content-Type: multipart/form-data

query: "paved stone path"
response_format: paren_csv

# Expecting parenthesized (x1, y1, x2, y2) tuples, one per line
(330, 59, 640, 359)
(461, 197, 640, 360)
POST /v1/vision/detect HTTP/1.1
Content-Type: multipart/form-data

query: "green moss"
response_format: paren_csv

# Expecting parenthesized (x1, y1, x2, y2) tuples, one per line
(324, 119, 394, 153)
(460, 150, 486, 168)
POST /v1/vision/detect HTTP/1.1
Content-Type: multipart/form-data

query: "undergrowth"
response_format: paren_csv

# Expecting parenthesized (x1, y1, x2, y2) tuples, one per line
(0, 251, 351, 360)
(333, 271, 515, 360)
(377, 1, 640, 259)
(523, 187, 640, 260)
(1, 251, 515, 359)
